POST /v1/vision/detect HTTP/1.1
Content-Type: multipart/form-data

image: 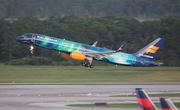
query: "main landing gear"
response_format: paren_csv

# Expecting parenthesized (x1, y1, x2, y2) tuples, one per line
(81, 58, 94, 68)
(81, 62, 94, 68)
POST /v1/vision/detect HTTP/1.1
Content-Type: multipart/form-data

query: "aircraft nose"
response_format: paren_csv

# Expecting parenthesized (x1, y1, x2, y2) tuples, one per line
(16, 35, 25, 42)
(16, 36, 19, 40)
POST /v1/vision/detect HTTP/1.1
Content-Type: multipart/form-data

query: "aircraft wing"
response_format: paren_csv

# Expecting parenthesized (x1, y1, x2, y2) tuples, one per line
(83, 43, 124, 60)
(82, 51, 115, 60)
(82, 44, 124, 60)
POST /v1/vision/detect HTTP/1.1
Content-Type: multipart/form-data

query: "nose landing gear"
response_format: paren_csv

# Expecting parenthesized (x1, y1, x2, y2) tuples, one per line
(30, 45, 34, 54)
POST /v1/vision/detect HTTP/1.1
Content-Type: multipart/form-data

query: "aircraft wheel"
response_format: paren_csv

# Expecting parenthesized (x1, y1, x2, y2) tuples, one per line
(85, 63, 90, 67)
(90, 65, 94, 68)
(81, 62, 85, 66)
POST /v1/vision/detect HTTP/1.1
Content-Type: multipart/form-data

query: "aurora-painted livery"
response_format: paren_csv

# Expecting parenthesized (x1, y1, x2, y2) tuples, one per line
(16, 33, 165, 68)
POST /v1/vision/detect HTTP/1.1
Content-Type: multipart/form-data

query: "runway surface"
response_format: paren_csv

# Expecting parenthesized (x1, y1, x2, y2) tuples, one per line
(0, 83, 180, 110)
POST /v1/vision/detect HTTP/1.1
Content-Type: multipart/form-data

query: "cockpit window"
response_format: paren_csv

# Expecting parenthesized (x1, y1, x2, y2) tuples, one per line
(23, 35, 28, 40)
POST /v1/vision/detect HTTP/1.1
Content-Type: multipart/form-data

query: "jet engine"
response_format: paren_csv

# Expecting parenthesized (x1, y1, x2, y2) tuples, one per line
(60, 53, 70, 59)
(70, 51, 85, 61)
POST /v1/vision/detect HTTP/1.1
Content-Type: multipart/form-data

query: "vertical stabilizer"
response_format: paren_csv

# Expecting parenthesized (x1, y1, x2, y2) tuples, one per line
(135, 38, 165, 60)
(160, 98, 178, 110)
(136, 88, 158, 110)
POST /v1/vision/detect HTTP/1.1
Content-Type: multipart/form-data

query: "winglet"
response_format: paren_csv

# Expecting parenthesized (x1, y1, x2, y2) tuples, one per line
(160, 98, 178, 110)
(92, 41, 98, 47)
(136, 88, 158, 110)
(116, 44, 125, 52)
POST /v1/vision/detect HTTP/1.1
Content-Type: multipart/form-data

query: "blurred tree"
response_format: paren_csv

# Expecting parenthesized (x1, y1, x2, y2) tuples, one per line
(159, 16, 180, 66)
(1, 30, 18, 62)
(0, 16, 179, 66)
(0, 19, 9, 61)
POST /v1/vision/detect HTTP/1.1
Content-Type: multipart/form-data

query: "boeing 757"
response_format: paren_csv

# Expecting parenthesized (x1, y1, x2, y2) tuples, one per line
(16, 33, 165, 68)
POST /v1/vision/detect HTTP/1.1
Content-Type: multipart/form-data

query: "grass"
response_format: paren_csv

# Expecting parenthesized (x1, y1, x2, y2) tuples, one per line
(0, 64, 180, 83)
(149, 93, 180, 97)
(68, 103, 180, 108)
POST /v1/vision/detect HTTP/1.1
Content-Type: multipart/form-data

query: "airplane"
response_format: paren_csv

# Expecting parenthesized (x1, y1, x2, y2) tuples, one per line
(160, 98, 178, 110)
(136, 88, 179, 110)
(16, 33, 165, 68)
(135, 88, 158, 110)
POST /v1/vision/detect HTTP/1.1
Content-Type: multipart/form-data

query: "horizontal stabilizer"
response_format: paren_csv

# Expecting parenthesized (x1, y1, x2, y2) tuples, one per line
(141, 61, 163, 66)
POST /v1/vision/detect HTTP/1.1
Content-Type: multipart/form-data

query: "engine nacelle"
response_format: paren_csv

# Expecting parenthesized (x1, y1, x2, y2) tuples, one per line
(60, 53, 70, 59)
(70, 51, 85, 61)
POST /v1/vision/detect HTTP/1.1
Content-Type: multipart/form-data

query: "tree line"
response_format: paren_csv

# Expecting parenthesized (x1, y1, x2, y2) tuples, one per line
(0, 16, 180, 66)
(0, 0, 180, 18)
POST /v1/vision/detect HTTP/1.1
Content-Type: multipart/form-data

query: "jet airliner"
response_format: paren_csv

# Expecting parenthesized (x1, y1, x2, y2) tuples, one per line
(136, 88, 178, 110)
(136, 88, 158, 110)
(16, 33, 165, 68)
(160, 98, 178, 110)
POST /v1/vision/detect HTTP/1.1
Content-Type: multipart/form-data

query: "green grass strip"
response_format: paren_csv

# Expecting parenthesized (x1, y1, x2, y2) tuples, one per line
(0, 64, 180, 83)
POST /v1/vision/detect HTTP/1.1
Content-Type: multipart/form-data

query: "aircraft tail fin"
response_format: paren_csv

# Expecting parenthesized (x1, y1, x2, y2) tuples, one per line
(134, 38, 165, 60)
(136, 88, 158, 110)
(160, 98, 178, 110)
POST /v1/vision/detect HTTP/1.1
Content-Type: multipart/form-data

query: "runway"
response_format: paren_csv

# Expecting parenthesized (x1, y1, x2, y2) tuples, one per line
(0, 83, 180, 110)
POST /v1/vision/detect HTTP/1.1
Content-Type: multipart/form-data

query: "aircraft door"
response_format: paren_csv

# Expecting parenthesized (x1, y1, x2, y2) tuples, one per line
(132, 57, 136, 64)
(31, 34, 36, 42)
